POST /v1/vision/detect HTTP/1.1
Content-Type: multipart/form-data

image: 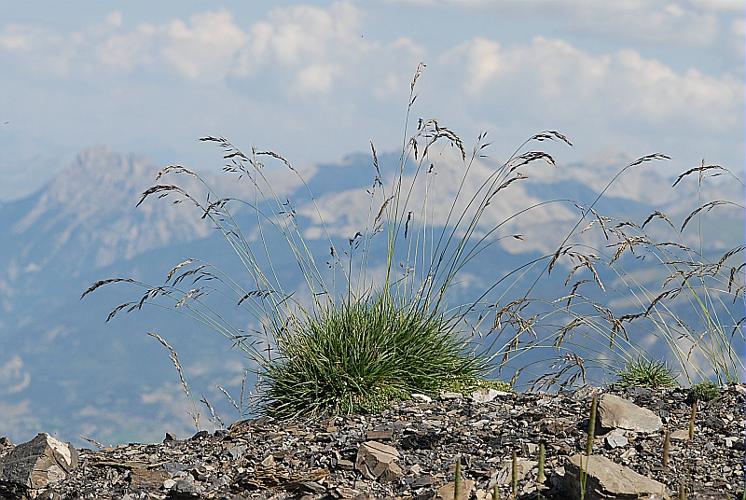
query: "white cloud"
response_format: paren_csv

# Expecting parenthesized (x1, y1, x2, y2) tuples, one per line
(689, 0, 746, 12)
(614, 50, 741, 125)
(0, 2, 741, 174)
(239, 2, 365, 68)
(732, 18, 746, 59)
(160, 10, 247, 80)
(562, 2, 720, 46)
(0, 4, 421, 96)
(96, 23, 157, 71)
(295, 63, 341, 94)
(0, 24, 42, 51)
(453, 36, 609, 98)
(0, 400, 40, 438)
(95, 9, 247, 81)
(389, 0, 726, 47)
(232, 2, 424, 98)
(0, 355, 31, 395)
(1, 9, 246, 81)
(444, 36, 742, 129)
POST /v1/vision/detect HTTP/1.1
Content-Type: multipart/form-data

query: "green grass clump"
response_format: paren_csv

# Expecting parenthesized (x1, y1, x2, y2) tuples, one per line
(688, 380, 720, 402)
(616, 358, 678, 389)
(259, 293, 487, 419)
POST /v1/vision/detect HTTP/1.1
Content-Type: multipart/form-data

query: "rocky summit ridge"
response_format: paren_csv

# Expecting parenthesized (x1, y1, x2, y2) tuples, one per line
(0, 384, 743, 499)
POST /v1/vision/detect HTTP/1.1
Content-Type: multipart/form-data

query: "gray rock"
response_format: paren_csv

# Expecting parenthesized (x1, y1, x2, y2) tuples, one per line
(162, 461, 190, 475)
(129, 467, 169, 491)
(522, 442, 539, 455)
(687, 489, 733, 499)
(299, 480, 326, 494)
(435, 479, 475, 500)
(670, 429, 690, 441)
(470, 388, 500, 403)
(493, 458, 537, 485)
(226, 444, 247, 459)
(571, 385, 604, 401)
(355, 441, 402, 482)
(562, 453, 669, 499)
(598, 393, 663, 433)
(210, 475, 229, 488)
(0, 433, 78, 491)
(440, 391, 463, 400)
(411, 393, 433, 403)
(366, 428, 394, 441)
(173, 474, 200, 497)
(604, 429, 629, 449)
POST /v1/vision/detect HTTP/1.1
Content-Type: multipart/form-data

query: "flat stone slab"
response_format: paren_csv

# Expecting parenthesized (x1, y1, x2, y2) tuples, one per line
(562, 454, 668, 499)
(598, 393, 663, 433)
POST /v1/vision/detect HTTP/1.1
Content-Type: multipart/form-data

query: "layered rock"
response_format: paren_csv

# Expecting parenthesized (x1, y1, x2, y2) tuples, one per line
(0, 433, 78, 497)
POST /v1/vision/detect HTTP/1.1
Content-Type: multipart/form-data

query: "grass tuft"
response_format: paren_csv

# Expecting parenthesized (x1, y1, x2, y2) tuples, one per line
(688, 380, 721, 403)
(259, 293, 487, 419)
(616, 358, 678, 389)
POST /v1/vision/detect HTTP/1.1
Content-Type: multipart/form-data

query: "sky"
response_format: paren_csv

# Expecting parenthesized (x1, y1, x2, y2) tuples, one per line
(0, 0, 744, 201)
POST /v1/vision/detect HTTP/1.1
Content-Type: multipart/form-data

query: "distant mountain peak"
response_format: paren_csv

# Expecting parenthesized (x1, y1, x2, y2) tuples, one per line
(8, 148, 213, 272)
(57, 147, 154, 194)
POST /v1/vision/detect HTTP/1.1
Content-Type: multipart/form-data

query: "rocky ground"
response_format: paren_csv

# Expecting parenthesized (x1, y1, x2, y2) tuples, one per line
(0, 385, 743, 499)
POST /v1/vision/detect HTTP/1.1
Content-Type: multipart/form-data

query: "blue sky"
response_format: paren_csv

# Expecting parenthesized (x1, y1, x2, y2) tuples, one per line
(1, 0, 744, 200)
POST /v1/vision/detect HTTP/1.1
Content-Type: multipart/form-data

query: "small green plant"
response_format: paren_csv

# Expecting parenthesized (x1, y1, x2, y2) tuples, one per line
(616, 358, 678, 389)
(688, 380, 721, 402)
